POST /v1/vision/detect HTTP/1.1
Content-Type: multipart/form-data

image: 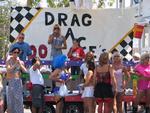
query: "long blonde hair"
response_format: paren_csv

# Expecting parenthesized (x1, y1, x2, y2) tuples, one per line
(111, 52, 123, 64)
(99, 52, 109, 66)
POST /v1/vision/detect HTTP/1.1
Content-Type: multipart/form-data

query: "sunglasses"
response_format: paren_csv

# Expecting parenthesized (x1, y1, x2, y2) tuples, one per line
(114, 55, 120, 57)
(19, 36, 24, 39)
(13, 51, 20, 54)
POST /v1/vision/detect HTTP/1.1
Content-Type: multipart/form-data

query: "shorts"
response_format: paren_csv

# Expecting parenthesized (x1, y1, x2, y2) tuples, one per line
(31, 84, 44, 108)
(82, 86, 94, 98)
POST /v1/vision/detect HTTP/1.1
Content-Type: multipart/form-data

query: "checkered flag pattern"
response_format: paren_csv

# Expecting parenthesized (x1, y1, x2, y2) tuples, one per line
(111, 32, 133, 61)
(10, 7, 41, 42)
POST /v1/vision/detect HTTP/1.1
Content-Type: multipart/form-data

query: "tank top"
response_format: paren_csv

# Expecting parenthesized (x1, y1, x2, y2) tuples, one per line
(96, 66, 111, 84)
(114, 69, 123, 92)
(9, 59, 21, 74)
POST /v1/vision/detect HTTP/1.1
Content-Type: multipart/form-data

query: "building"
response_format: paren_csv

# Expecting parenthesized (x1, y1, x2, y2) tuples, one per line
(131, 0, 150, 54)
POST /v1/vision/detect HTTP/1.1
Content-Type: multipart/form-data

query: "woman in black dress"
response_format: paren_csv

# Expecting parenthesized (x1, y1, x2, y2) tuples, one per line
(94, 52, 117, 113)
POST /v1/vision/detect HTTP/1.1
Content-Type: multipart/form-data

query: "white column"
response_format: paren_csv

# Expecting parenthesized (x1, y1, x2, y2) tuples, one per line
(83, 0, 93, 9)
(69, 0, 75, 8)
(130, 0, 133, 7)
(116, 0, 119, 8)
(74, 0, 82, 9)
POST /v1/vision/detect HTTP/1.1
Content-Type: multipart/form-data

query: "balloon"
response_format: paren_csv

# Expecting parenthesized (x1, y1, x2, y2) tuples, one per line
(131, 74, 139, 80)
(60, 73, 70, 81)
(53, 87, 60, 94)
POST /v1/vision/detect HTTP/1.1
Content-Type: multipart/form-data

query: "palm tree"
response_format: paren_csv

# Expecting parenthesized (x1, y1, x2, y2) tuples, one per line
(27, 0, 70, 8)
(0, 0, 12, 59)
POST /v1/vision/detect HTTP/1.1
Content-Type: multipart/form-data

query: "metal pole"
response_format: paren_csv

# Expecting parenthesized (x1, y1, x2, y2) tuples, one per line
(116, 0, 119, 8)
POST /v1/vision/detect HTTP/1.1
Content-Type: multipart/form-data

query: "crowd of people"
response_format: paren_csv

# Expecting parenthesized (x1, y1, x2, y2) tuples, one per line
(0, 24, 150, 113)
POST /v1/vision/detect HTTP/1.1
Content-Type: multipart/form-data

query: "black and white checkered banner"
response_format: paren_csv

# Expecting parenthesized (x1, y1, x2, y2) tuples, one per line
(10, 7, 41, 42)
(110, 30, 133, 61)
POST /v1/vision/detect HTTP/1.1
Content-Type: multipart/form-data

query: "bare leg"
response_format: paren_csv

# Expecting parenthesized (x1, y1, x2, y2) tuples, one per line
(117, 99, 123, 113)
(145, 89, 150, 113)
(104, 99, 113, 113)
(98, 103, 103, 113)
(113, 97, 117, 113)
(85, 98, 95, 113)
(146, 89, 150, 107)
(32, 106, 37, 113)
(93, 99, 96, 113)
(133, 90, 144, 113)
(134, 90, 144, 106)
(56, 99, 63, 113)
(83, 98, 88, 113)
(38, 108, 43, 113)
(0, 100, 3, 113)
(116, 93, 123, 113)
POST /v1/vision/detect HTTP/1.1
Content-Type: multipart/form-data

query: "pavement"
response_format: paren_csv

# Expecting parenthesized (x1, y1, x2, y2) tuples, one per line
(24, 108, 31, 113)
(24, 106, 145, 113)
(23, 106, 145, 113)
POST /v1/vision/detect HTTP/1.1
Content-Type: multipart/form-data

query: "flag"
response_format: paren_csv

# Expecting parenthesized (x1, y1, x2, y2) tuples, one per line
(110, 29, 134, 61)
(133, 24, 144, 39)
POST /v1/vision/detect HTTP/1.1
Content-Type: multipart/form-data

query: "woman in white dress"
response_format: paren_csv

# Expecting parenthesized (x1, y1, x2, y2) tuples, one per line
(112, 52, 130, 113)
(82, 61, 95, 113)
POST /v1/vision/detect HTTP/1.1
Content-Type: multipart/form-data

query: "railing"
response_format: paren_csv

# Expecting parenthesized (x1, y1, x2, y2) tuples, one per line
(0, 59, 137, 67)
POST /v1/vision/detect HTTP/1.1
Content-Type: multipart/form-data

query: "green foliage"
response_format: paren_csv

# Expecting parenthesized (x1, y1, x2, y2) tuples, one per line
(32, 0, 41, 7)
(0, 36, 7, 59)
(27, 0, 115, 8)
(0, 0, 12, 59)
(61, 0, 70, 7)
(27, 0, 33, 7)
(47, 0, 56, 8)
(98, 0, 105, 8)
(109, 0, 115, 6)
(47, 0, 69, 8)
(98, 0, 115, 8)
(27, 0, 42, 7)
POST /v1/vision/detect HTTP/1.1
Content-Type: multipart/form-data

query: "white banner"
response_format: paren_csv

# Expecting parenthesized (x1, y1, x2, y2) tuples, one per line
(11, 7, 136, 60)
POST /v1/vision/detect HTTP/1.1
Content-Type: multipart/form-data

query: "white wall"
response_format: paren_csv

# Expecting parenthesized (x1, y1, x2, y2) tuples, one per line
(141, 0, 150, 17)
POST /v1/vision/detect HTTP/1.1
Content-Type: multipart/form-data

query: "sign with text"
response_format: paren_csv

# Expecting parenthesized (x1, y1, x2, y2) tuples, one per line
(10, 7, 135, 60)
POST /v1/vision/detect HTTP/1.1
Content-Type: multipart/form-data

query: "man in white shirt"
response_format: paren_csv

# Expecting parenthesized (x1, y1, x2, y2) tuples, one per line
(29, 57, 44, 113)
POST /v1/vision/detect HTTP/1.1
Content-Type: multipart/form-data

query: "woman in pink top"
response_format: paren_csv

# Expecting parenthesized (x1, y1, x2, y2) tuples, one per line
(133, 53, 150, 113)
